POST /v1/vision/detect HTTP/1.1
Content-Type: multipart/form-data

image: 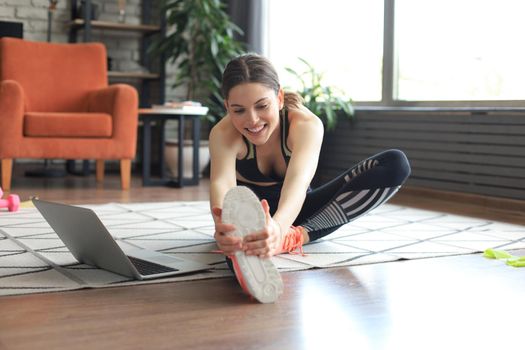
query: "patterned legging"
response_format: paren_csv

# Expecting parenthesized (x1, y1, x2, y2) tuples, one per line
(239, 149, 411, 242)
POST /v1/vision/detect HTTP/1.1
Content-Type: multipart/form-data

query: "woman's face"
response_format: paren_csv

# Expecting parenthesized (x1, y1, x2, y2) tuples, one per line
(225, 83, 284, 146)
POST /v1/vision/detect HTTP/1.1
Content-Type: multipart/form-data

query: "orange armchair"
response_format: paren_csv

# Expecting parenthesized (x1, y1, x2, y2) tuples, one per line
(0, 38, 138, 191)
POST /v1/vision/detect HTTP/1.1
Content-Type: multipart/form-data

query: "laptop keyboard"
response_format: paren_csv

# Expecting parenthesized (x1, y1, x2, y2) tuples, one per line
(128, 256, 179, 275)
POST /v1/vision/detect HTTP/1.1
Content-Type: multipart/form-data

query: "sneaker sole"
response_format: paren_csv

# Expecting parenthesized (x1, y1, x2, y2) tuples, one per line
(222, 186, 284, 303)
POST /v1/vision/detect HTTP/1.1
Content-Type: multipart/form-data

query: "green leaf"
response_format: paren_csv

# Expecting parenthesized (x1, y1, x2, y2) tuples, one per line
(151, 0, 245, 122)
(285, 57, 354, 129)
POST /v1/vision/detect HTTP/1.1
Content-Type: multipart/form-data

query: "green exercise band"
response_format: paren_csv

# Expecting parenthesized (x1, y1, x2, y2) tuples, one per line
(483, 248, 525, 267)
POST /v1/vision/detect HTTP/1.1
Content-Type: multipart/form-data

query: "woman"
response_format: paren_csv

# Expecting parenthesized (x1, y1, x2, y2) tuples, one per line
(210, 54, 410, 300)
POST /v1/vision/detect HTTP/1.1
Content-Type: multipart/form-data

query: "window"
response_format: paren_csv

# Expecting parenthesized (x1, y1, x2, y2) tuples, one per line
(266, 0, 525, 104)
(396, 0, 525, 101)
(266, 0, 384, 102)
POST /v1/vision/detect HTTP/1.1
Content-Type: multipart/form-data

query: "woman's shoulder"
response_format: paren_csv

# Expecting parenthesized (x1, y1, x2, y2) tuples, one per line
(286, 106, 324, 129)
(285, 106, 324, 150)
(211, 115, 235, 135)
(210, 115, 243, 146)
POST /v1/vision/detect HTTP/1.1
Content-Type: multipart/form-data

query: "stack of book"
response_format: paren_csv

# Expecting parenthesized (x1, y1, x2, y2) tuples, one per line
(152, 101, 209, 115)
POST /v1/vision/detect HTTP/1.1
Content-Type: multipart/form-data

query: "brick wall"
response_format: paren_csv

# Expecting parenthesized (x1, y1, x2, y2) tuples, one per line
(0, 0, 183, 102)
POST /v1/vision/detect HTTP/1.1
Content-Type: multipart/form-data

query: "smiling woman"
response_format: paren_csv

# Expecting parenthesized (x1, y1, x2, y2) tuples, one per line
(208, 53, 411, 303)
(226, 83, 284, 146)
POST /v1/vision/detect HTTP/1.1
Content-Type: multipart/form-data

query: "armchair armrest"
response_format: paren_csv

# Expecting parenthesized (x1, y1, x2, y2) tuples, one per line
(0, 80, 26, 158)
(87, 84, 138, 154)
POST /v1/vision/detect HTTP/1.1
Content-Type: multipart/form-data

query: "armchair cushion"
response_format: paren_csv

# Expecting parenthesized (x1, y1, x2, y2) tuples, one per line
(87, 84, 138, 156)
(24, 112, 112, 138)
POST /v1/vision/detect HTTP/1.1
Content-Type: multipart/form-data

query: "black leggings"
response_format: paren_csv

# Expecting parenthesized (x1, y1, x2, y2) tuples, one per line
(238, 149, 411, 242)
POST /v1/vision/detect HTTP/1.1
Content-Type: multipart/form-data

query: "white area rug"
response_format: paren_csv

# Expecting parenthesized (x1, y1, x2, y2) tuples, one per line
(1, 201, 525, 297)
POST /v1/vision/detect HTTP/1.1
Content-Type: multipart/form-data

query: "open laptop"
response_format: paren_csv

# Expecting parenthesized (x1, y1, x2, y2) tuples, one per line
(33, 199, 210, 280)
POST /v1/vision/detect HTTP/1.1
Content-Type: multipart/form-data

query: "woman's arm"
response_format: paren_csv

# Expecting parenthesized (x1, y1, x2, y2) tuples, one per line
(209, 117, 245, 255)
(209, 118, 239, 215)
(274, 108, 324, 234)
(243, 107, 324, 257)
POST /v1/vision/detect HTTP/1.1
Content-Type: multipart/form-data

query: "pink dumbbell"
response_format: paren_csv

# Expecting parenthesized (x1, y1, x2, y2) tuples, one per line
(0, 187, 20, 212)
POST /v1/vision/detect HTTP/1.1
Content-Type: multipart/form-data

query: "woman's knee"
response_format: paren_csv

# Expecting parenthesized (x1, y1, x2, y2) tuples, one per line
(379, 149, 411, 185)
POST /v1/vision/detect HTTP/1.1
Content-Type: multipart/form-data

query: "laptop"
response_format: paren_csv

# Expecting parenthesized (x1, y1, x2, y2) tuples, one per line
(33, 199, 210, 280)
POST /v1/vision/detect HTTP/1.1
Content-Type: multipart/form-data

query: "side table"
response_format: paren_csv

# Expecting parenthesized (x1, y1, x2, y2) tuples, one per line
(139, 108, 207, 187)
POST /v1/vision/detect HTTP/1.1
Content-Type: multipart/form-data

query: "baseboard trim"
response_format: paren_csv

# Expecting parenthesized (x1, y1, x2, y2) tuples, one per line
(396, 186, 525, 214)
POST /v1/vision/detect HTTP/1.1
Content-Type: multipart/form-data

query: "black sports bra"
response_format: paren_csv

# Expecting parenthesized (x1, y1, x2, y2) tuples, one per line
(236, 109, 292, 183)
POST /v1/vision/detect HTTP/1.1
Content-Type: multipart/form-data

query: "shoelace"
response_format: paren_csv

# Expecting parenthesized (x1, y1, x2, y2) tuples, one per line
(281, 226, 305, 256)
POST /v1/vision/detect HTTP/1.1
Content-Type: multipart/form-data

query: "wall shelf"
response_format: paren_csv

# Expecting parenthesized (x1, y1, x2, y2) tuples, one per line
(69, 19, 160, 33)
(66, 0, 167, 175)
(68, 0, 166, 107)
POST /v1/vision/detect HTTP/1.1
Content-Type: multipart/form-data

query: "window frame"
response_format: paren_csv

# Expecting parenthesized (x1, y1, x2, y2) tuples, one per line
(265, 0, 525, 108)
(376, 0, 525, 108)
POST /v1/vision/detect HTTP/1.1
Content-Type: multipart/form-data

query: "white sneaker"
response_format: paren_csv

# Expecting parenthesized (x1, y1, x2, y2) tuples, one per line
(222, 186, 284, 303)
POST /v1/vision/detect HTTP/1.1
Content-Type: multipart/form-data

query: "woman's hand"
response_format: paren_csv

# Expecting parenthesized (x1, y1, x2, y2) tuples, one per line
(212, 207, 243, 256)
(242, 200, 283, 258)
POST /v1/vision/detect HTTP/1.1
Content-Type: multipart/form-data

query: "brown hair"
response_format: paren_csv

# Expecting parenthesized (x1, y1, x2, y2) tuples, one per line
(221, 53, 303, 109)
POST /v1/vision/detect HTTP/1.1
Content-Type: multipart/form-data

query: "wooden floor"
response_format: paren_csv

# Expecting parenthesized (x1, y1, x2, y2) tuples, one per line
(1, 163, 524, 350)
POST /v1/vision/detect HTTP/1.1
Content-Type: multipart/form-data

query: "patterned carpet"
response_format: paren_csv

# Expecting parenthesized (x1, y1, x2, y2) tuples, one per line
(1, 201, 524, 297)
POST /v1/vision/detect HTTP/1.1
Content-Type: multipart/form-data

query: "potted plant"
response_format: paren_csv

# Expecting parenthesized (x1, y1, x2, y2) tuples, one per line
(149, 0, 245, 178)
(285, 58, 355, 186)
(285, 58, 354, 130)
(150, 0, 245, 122)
